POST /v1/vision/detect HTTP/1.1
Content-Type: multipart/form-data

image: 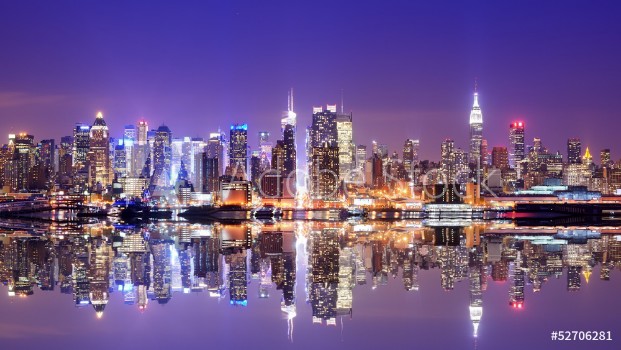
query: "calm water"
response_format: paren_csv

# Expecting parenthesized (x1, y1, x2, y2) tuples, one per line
(1, 220, 620, 350)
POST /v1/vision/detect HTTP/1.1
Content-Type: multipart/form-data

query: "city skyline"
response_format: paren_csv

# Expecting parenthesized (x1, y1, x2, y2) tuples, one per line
(1, 1, 621, 160)
(1, 92, 616, 166)
(3, 2, 621, 350)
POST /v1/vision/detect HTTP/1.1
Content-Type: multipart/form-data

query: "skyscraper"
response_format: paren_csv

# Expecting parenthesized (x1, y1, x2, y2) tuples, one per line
(207, 131, 226, 175)
(281, 89, 297, 181)
(89, 112, 111, 188)
(6, 133, 34, 191)
(354, 144, 367, 183)
(123, 125, 136, 175)
(37, 139, 55, 186)
(601, 149, 611, 168)
(402, 139, 414, 172)
(258, 131, 272, 173)
(229, 124, 248, 179)
(469, 90, 483, 167)
(309, 105, 338, 149)
(491, 146, 509, 170)
(309, 143, 339, 200)
(509, 122, 525, 169)
(72, 123, 90, 171)
(152, 125, 172, 187)
(336, 113, 354, 180)
(567, 138, 582, 164)
(137, 120, 148, 145)
(58, 136, 73, 183)
(202, 154, 219, 193)
(250, 151, 261, 188)
(371, 154, 384, 188)
(131, 120, 150, 177)
(441, 138, 456, 183)
(402, 139, 420, 179)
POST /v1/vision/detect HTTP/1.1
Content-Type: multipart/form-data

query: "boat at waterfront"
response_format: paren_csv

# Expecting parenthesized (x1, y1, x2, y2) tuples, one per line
(251, 205, 282, 219)
(179, 205, 250, 221)
(76, 204, 109, 218)
(110, 198, 172, 220)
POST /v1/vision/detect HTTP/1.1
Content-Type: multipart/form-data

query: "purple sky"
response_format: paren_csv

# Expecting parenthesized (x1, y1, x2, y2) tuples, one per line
(1, 1, 620, 160)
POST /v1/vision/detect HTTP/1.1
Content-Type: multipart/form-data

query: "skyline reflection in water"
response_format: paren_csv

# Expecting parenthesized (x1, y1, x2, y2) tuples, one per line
(1, 220, 620, 350)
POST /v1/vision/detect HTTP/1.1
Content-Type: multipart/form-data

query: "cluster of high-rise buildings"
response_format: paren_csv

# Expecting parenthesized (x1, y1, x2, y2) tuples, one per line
(436, 90, 619, 197)
(1, 87, 619, 206)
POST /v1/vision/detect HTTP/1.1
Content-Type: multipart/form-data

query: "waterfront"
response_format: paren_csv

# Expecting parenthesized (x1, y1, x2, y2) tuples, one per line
(1, 220, 620, 350)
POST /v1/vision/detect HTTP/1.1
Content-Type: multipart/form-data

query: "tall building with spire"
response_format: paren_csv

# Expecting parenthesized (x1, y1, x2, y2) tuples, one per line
(469, 89, 483, 168)
(583, 147, 592, 165)
(281, 89, 297, 186)
(89, 112, 111, 188)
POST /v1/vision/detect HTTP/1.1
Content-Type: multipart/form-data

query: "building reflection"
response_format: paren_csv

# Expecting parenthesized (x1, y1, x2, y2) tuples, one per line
(1, 221, 621, 339)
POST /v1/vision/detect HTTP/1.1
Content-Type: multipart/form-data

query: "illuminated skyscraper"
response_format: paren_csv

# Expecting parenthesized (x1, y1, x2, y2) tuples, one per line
(509, 122, 525, 169)
(601, 149, 611, 168)
(582, 147, 592, 165)
(72, 123, 90, 171)
(441, 138, 456, 183)
(207, 131, 226, 175)
(567, 138, 582, 164)
(371, 154, 384, 188)
(229, 124, 248, 179)
(201, 154, 219, 192)
(403, 139, 419, 174)
(37, 139, 55, 185)
(355, 145, 367, 169)
(6, 133, 34, 191)
(309, 143, 339, 200)
(152, 125, 172, 187)
(137, 120, 148, 145)
(309, 105, 338, 148)
(123, 125, 136, 175)
(89, 112, 111, 188)
(250, 151, 261, 188)
(258, 131, 272, 172)
(491, 146, 509, 170)
(469, 90, 483, 167)
(281, 90, 297, 179)
(130, 120, 150, 177)
(336, 113, 354, 180)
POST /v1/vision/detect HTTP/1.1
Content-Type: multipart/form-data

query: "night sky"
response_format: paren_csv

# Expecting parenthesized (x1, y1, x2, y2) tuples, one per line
(1, 1, 620, 161)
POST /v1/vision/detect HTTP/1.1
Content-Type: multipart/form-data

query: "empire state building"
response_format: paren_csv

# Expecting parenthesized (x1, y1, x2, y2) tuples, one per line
(469, 90, 483, 168)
